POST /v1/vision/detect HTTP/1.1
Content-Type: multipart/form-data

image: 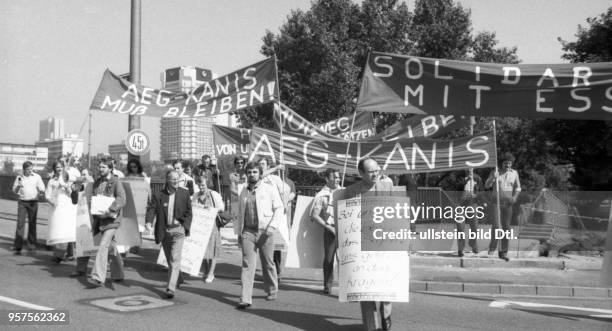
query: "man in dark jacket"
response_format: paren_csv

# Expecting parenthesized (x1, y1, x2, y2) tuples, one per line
(145, 170, 192, 299)
(88, 159, 126, 286)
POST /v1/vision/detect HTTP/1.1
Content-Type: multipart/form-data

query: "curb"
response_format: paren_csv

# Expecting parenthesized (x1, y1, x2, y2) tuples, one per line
(412, 281, 612, 298)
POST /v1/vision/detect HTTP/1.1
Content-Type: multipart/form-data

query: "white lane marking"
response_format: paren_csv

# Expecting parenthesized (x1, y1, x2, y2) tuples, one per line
(490, 300, 612, 318)
(0, 295, 54, 311)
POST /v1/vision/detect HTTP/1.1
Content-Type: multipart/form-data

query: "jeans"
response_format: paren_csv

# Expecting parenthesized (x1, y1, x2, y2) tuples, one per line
(161, 226, 185, 292)
(323, 230, 337, 290)
(489, 203, 512, 253)
(240, 229, 277, 304)
(15, 200, 38, 251)
(91, 228, 124, 282)
(456, 218, 479, 253)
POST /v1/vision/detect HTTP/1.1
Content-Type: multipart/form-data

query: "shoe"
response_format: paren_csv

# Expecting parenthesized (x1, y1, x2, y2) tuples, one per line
(499, 253, 510, 262)
(458, 251, 464, 257)
(382, 316, 392, 330)
(166, 289, 175, 299)
(323, 288, 330, 295)
(69, 271, 86, 278)
(87, 278, 103, 287)
(204, 275, 215, 283)
(265, 293, 277, 301)
(13, 251, 22, 256)
(53, 256, 63, 264)
(236, 301, 251, 309)
(111, 278, 124, 283)
(472, 249, 479, 254)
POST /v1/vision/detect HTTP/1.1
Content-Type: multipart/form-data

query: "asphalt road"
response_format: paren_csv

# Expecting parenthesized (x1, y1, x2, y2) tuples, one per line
(0, 237, 610, 331)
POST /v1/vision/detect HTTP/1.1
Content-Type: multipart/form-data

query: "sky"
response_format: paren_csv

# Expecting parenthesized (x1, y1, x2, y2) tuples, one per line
(1, 0, 610, 161)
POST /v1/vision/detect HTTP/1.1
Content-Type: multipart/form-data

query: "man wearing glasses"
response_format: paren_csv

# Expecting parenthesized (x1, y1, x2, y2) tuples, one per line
(333, 158, 393, 331)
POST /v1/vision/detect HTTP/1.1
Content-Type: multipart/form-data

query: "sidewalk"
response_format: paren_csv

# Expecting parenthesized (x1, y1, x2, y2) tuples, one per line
(1, 198, 610, 298)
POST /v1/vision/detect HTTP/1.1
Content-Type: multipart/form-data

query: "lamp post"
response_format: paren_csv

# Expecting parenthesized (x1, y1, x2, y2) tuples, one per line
(128, 0, 141, 160)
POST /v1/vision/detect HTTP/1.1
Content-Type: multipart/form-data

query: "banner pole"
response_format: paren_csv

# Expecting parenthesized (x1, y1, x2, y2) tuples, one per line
(492, 119, 502, 254)
(273, 55, 288, 213)
(341, 111, 358, 188)
(341, 51, 371, 187)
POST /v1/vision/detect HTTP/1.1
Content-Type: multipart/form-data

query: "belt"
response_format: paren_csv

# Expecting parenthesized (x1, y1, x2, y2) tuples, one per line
(166, 223, 182, 229)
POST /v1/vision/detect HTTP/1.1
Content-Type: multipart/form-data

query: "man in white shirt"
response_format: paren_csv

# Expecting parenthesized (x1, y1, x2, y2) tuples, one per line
(12, 161, 45, 254)
(310, 168, 342, 294)
(485, 152, 521, 261)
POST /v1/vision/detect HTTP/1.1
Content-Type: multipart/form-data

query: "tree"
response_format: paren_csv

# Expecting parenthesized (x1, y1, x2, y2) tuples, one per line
(235, 0, 522, 186)
(552, 7, 612, 190)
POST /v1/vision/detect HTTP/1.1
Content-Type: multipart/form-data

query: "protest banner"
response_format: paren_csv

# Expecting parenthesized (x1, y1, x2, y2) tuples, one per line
(285, 196, 325, 268)
(114, 182, 142, 247)
(157, 206, 217, 276)
(357, 51, 612, 120)
(212, 125, 251, 157)
(369, 114, 472, 141)
(90, 58, 278, 118)
(249, 127, 496, 174)
(75, 188, 98, 257)
(336, 197, 409, 302)
(274, 102, 375, 141)
(121, 177, 151, 230)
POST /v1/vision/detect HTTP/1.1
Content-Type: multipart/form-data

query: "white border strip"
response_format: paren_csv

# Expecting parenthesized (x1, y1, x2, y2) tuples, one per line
(0, 295, 54, 311)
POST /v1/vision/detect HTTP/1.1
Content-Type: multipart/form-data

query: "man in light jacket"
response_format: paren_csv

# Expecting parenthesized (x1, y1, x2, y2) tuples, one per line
(235, 161, 284, 309)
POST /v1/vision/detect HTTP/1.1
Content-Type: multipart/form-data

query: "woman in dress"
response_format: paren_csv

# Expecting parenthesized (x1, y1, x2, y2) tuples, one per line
(193, 175, 224, 283)
(45, 161, 77, 263)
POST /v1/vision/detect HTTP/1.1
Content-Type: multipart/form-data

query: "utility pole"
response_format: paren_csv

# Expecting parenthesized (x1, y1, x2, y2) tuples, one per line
(88, 111, 92, 169)
(128, 0, 141, 161)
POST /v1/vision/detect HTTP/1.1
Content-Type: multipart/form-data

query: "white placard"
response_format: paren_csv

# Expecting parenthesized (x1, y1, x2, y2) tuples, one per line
(337, 198, 409, 303)
(157, 206, 217, 276)
(91, 195, 115, 215)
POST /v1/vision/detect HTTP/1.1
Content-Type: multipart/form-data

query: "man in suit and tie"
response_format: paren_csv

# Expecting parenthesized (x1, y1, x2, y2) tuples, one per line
(145, 170, 192, 299)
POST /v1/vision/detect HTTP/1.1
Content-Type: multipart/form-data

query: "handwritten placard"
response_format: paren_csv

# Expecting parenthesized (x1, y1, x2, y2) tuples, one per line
(337, 198, 409, 302)
(75, 187, 98, 257)
(157, 206, 217, 276)
(121, 178, 151, 229)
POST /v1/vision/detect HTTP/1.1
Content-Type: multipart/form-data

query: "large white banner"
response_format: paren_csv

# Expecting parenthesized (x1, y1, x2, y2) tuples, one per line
(286, 196, 325, 268)
(157, 206, 217, 276)
(337, 198, 409, 303)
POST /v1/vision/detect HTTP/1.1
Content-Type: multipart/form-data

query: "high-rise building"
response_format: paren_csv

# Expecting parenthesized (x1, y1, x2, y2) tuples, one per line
(39, 117, 65, 141)
(0, 143, 48, 172)
(36, 134, 83, 161)
(159, 66, 236, 162)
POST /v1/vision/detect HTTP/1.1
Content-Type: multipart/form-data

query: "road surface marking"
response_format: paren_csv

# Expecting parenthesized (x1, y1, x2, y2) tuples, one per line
(490, 300, 612, 319)
(0, 295, 53, 311)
